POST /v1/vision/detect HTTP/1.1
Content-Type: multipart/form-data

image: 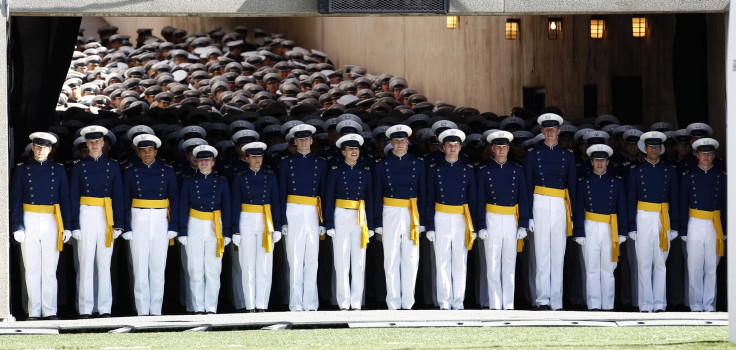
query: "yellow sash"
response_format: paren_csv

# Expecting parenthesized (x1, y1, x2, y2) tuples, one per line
(287, 195, 324, 239)
(23, 203, 65, 252)
(690, 208, 724, 257)
(241, 204, 275, 253)
(637, 201, 671, 252)
(585, 211, 620, 262)
(384, 197, 420, 245)
(435, 203, 475, 250)
(534, 186, 573, 236)
(80, 196, 114, 247)
(132, 198, 174, 245)
(336, 199, 370, 249)
(189, 208, 224, 257)
(486, 203, 524, 252)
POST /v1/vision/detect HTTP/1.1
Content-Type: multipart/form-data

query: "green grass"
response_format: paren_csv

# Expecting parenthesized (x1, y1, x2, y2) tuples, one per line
(0, 326, 730, 349)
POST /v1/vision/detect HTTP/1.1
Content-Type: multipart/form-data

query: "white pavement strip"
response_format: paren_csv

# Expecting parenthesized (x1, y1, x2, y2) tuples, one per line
(0, 311, 726, 333)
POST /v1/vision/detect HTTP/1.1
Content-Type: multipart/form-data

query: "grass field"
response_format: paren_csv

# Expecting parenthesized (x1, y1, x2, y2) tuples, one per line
(0, 326, 729, 349)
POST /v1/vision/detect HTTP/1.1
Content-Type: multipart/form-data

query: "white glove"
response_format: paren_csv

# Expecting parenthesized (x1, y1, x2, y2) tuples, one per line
(113, 228, 123, 239)
(62, 230, 72, 243)
(72, 229, 81, 240)
(178, 236, 188, 246)
(426, 231, 435, 242)
(528, 219, 535, 232)
(478, 229, 489, 240)
(516, 228, 528, 240)
(232, 234, 241, 247)
(368, 230, 375, 238)
(13, 230, 25, 243)
(418, 226, 426, 233)
(281, 225, 288, 236)
(472, 232, 477, 239)
(326, 229, 335, 237)
(629, 231, 637, 241)
(375, 227, 383, 235)
(667, 230, 678, 241)
(272, 231, 282, 243)
(122, 231, 132, 240)
(618, 235, 627, 244)
(167, 231, 178, 239)
(680, 235, 687, 242)
(224, 237, 231, 246)
(574, 237, 586, 246)
(318, 226, 326, 236)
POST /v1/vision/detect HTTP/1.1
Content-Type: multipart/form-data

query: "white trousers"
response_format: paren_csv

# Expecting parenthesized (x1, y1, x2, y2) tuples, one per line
(21, 212, 60, 318)
(382, 205, 419, 310)
(332, 207, 367, 310)
(129, 208, 169, 316)
(581, 220, 617, 310)
(185, 216, 223, 313)
(635, 209, 669, 312)
(484, 212, 517, 310)
(285, 203, 320, 311)
(532, 194, 567, 309)
(77, 205, 114, 315)
(433, 211, 468, 310)
(686, 217, 719, 312)
(238, 212, 274, 310)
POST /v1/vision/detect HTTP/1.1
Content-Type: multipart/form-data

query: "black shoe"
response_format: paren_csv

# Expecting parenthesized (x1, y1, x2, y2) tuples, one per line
(654, 309, 664, 313)
(44, 315, 60, 320)
(26, 316, 40, 321)
(99, 313, 111, 318)
(256, 309, 266, 313)
(340, 308, 348, 311)
(78, 314, 91, 319)
(206, 311, 215, 315)
(552, 308, 563, 311)
(535, 305, 551, 311)
(195, 311, 205, 315)
(246, 309, 256, 313)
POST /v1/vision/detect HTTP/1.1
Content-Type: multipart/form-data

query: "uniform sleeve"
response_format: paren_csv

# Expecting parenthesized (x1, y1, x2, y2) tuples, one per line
(566, 153, 577, 221)
(70, 163, 81, 231)
(319, 160, 328, 227)
(517, 167, 530, 229)
(166, 168, 180, 232)
(679, 174, 691, 236)
(667, 168, 679, 232)
(230, 175, 242, 232)
(626, 167, 638, 232)
(424, 166, 436, 231)
(58, 165, 72, 231)
(324, 169, 337, 231)
(364, 170, 374, 231)
(269, 173, 282, 231)
(111, 162, 124, 229)
(573, 179, 585, 237)
(475, 168, 487, 231)
(524, 153, 536, 220)
(372, 161, 384, 228)
(278, 158, 288, 226)
(466, 167, 477, 232)
(179, 179, 189, 236)
(9, 166, 25, 232)
(123, 168, 133, 232)
(220, 179, 232, 237)
(616, 179, 628, 236)
(416, 159, 427, 228)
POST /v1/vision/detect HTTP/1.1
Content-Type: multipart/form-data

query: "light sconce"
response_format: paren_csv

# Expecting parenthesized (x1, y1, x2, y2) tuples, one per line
(590, 17, 605, 39)
(446, 16, 458, 29)
(548, 18, 563, 40)
(505, 19, 520, 40)
(632, 16, 647, 38)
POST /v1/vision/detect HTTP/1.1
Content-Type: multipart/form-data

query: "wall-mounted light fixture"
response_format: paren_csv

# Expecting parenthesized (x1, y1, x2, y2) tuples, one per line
(446, 16, 458, 29)
(590, 17, 605, 39)
(548, 17, 563, 40)
(505, 19, 520, 40)
(632, 16, 647, 38)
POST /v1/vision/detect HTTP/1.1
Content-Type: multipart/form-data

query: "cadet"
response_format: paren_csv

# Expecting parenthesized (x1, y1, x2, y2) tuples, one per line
(523, 113, 576, 311)
(627, 131, 679, 313)
(373, 125, 426, 310)
(476, 130, 530, 310)
(70, 125, 124, 318)
(324, 134, 374, 310)
(10, 132, 71, 320)
(178, 145, 232, 314)
(278, 124, 327, 312)
(573, 144, 628, 311)
(231, 142, 282, 312)
(425, 129, 477, 310)
(122, 134, 179, 316)
(679, 138, 726, 312)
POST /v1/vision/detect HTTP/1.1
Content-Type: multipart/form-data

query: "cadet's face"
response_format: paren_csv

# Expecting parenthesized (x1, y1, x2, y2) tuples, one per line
(295, 137, 312, 153)
(697, 151, 715, 168)
(626, 142, 639, 157)
(443, 141, 461, 157)
(32, 144, 51, 162)
(187, 153, 198, 167)
(390, 138, 409, 155)
(491, 144, 509, 160)
(197, 157, 214, 173)
(676, 142, 691, 157)
(86, 138, 104, 156)
(138, 146, 157, 165)
(341, 146, 360, 163)
(591, 158, 609, 174)
(246, 155, 263, 169)
(542, 127, 560, 141)
(645, 145, 661, 161)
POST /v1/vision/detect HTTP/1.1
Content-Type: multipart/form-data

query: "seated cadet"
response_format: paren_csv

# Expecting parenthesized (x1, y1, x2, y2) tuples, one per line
(178, 145, 231, 314)
(573, 144, 628, 311)
(476, 130, 530, 310)
(324, 133, 374, 311)
(10, 132, 71, 320)
(231, 142, 282, 312)
(679, 138, 726, 312)
(425, 129, 477, 310)
(122, 134, 179, 316)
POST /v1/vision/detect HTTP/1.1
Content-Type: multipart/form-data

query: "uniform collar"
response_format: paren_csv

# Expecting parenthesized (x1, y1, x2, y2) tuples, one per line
(196, 170, 214, 179)
(645, 158, 660, 167)
(388, 151, 410, 161)
(698, 164, 714, 174)
(493, 158, 507, 168)
(86, 154, 106, 162)
(31, 158, 49, 166)
(343, 161, 357, 170)
(142, 159, 157, 168)
(593, 171, 608, 179)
